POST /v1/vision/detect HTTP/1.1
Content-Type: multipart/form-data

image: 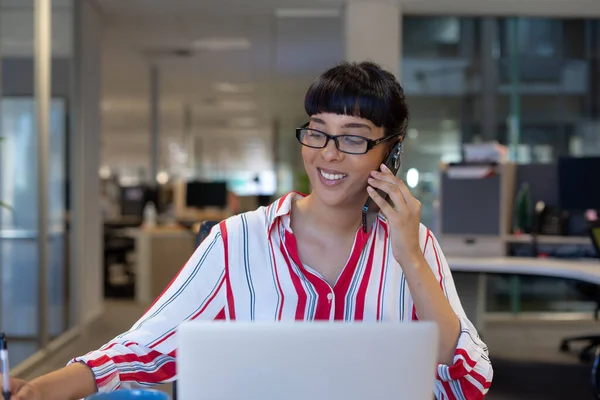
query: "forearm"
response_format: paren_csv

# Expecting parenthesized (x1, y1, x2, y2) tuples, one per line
(30, 362, 97, 400)
(402, 255, 460, 365)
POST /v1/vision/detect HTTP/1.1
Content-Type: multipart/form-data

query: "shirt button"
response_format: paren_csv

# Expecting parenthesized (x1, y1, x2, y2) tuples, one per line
(327, 293, 333, 301)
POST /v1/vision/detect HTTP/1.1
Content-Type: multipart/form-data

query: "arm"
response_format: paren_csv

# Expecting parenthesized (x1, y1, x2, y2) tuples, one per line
(22, 363, 96, 400)
(415, 228, 493, 400)
(366, 167, 492, 399)
(67, 224, 227, 395)
(400, 228, 461, 365)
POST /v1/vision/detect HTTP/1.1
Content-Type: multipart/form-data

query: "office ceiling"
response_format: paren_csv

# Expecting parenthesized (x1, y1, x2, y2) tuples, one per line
(89, 0, 600, 175)
(95, 0, 348, 173)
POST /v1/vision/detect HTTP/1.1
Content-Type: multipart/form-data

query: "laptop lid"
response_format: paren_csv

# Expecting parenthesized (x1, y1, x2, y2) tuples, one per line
(176, 321, 439, 400)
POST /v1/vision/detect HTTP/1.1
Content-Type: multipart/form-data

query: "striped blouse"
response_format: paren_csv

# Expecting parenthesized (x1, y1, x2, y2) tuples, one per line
(71, 192, 493, 399)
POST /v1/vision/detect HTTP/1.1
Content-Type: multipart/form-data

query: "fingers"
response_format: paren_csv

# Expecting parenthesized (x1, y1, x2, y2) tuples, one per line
(366, 186, 394, 219)
(369, 164, 421, 214)
(12, 381, 39, 400)
(13, 386, 34, 400)
(367, 177, 405, 211)
(369, 164, 406, 207)
(1, 377, 29, 396)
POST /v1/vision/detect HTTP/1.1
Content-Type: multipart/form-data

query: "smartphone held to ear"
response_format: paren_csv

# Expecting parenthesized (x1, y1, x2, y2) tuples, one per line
(362, 142, 403, 233)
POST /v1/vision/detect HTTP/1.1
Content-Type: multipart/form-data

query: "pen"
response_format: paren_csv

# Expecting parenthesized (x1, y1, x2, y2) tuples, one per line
(0, 333, 10, 400)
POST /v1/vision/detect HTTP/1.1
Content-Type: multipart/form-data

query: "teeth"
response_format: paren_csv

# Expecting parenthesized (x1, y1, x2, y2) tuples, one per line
(320, 169, 346, 181)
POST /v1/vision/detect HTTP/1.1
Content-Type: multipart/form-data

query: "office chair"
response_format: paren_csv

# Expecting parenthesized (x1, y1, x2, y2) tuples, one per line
(559, 220, 600, 363)
(172, 220, 219, 400)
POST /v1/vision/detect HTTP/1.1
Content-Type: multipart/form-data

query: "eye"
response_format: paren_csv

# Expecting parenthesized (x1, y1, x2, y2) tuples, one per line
(342, 136, 366, 146)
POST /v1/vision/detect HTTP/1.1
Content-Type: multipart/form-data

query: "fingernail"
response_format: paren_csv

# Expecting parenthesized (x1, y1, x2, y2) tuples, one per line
(367, 186, 374, 192)
(381, 164, 389, 171)
(368, 177, 374, 183)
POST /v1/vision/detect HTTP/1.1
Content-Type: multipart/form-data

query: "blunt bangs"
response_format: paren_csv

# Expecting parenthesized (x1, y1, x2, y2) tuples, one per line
(304, 62, 409, 138)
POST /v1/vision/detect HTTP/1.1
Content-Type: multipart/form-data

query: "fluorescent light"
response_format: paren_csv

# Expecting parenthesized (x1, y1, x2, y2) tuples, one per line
(156, 171, 170, 185)
(214, 82, 257, 94)
(229, 117, 258, 128)
(99, 166, 111, 179)
(275, 8, 340, 18)
(191, 37, 251, 51)
(219, 100, 257, 112)
(407, 168, 419, 188)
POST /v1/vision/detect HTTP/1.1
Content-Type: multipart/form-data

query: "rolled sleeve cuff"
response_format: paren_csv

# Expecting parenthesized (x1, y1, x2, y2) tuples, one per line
(67, 352, 121, 393)
(436, 316, 489, 385)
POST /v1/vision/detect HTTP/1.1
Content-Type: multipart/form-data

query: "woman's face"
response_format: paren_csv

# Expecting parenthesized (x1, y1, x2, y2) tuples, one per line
(301, 112, 393, 208)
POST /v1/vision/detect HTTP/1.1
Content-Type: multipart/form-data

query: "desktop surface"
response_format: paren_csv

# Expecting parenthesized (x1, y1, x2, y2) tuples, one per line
(176, 321, 439, 400)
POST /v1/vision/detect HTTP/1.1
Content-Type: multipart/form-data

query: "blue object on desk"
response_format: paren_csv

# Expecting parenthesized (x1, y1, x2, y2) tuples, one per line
(86, 390, 170, 400)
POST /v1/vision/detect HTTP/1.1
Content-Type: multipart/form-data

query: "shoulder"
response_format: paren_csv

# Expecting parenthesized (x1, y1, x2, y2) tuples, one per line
(220, 207, 268, 235)
(219, 193, 292, 237)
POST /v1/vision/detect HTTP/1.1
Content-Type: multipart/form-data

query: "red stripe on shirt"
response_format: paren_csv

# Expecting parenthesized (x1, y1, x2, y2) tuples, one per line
(120, 362, 176, 385)
(428, 230, 444, 292)
(423, 229, 431, 253)
(459, 380, 486, 399)
(376, 223, 389, 320)
(283, 229, 331, 320)
(214, 307, 226, 320)
(279, 238, 307, 320)
(141, 254, 196, 317)
(149, 275, 226, 349)
(334, 228, 370, 320)
(190, 275, 226, 320)
(354, 229, 378, 320)
(268, 231, 286, 320)
(276, 193, 291, 213)
(441, 381, 458, 400)
(220, 221, 236, 320)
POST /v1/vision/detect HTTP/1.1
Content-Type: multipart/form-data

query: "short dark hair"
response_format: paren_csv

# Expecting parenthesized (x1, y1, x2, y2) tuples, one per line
(304, 61, 409, 139)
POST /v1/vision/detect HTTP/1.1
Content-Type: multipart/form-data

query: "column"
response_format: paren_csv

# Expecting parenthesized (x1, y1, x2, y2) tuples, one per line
(150, 65, 160, 184)
(480, 18, 499, 142)
(35, 0, 51, 349)
(343, 0, 402, 79)
(71, 0, 103, 331)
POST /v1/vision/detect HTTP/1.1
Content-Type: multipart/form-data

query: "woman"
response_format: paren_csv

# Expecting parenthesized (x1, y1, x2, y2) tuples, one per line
(2, 61, 492, 400)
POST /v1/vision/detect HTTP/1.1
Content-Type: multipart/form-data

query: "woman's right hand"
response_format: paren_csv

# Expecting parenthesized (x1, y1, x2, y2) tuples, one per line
(0, 376, 43, 400)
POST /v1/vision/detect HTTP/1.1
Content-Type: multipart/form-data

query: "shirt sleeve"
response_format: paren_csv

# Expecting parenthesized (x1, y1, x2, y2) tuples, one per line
(420, 227, 494, 399)
(68, 223, 227, 393)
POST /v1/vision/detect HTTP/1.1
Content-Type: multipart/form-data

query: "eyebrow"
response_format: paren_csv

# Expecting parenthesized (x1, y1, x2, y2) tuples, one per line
(309, 117, 372, 131)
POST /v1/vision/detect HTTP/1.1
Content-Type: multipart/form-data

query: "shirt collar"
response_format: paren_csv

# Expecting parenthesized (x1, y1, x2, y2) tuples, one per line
(267, 191, 306, 231)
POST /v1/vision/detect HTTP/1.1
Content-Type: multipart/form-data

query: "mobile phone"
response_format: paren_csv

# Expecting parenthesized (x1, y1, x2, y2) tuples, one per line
(362, 141, 403, 233)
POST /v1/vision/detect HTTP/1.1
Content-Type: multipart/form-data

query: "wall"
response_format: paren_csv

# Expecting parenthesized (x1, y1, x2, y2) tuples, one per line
(71, 0, 103, 326)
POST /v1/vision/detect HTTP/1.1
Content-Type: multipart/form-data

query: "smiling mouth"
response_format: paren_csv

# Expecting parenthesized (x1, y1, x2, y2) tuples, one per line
(319, 168, 347, 181)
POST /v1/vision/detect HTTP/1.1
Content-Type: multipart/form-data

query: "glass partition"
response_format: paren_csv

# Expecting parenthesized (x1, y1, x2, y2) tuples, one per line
(0, 0, 73, 367)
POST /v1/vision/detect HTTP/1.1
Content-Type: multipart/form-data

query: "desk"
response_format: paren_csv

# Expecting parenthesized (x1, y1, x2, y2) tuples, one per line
(130, 226, 197, 304)
(448, 257, 600, 336)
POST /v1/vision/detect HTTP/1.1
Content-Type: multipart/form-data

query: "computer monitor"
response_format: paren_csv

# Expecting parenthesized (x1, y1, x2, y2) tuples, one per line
(185, 181, 228, 208)
(558, 157, 600, 212)
(120, 186, 145, 217)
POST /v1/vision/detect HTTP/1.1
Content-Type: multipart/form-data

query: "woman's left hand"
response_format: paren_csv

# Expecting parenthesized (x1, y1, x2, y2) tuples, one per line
(367, 163, 423, 267)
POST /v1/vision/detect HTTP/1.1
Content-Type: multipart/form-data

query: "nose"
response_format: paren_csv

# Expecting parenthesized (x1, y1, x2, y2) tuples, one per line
(320, 137, 343, 162)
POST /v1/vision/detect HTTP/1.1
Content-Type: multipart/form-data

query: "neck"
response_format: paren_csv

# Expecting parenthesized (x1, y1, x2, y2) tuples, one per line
(295, 192, 365, 237)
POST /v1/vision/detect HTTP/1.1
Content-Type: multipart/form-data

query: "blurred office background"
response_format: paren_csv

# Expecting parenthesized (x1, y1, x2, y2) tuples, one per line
(0, 0, 599, 399)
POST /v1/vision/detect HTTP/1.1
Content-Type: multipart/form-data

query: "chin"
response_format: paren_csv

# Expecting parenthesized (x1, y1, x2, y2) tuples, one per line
(311, 179, 365, 208)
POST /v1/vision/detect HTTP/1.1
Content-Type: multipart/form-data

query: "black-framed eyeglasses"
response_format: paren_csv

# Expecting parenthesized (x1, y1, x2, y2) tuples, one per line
(295, 123, 399, 155)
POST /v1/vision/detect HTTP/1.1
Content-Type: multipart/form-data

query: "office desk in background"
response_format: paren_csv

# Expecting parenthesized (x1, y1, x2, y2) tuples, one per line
(130, 226, 197, 304)
(450, 257, 600, 336)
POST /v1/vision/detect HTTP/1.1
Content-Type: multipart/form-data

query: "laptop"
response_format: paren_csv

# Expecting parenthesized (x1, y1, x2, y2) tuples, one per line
(176, 321, 439, 400)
